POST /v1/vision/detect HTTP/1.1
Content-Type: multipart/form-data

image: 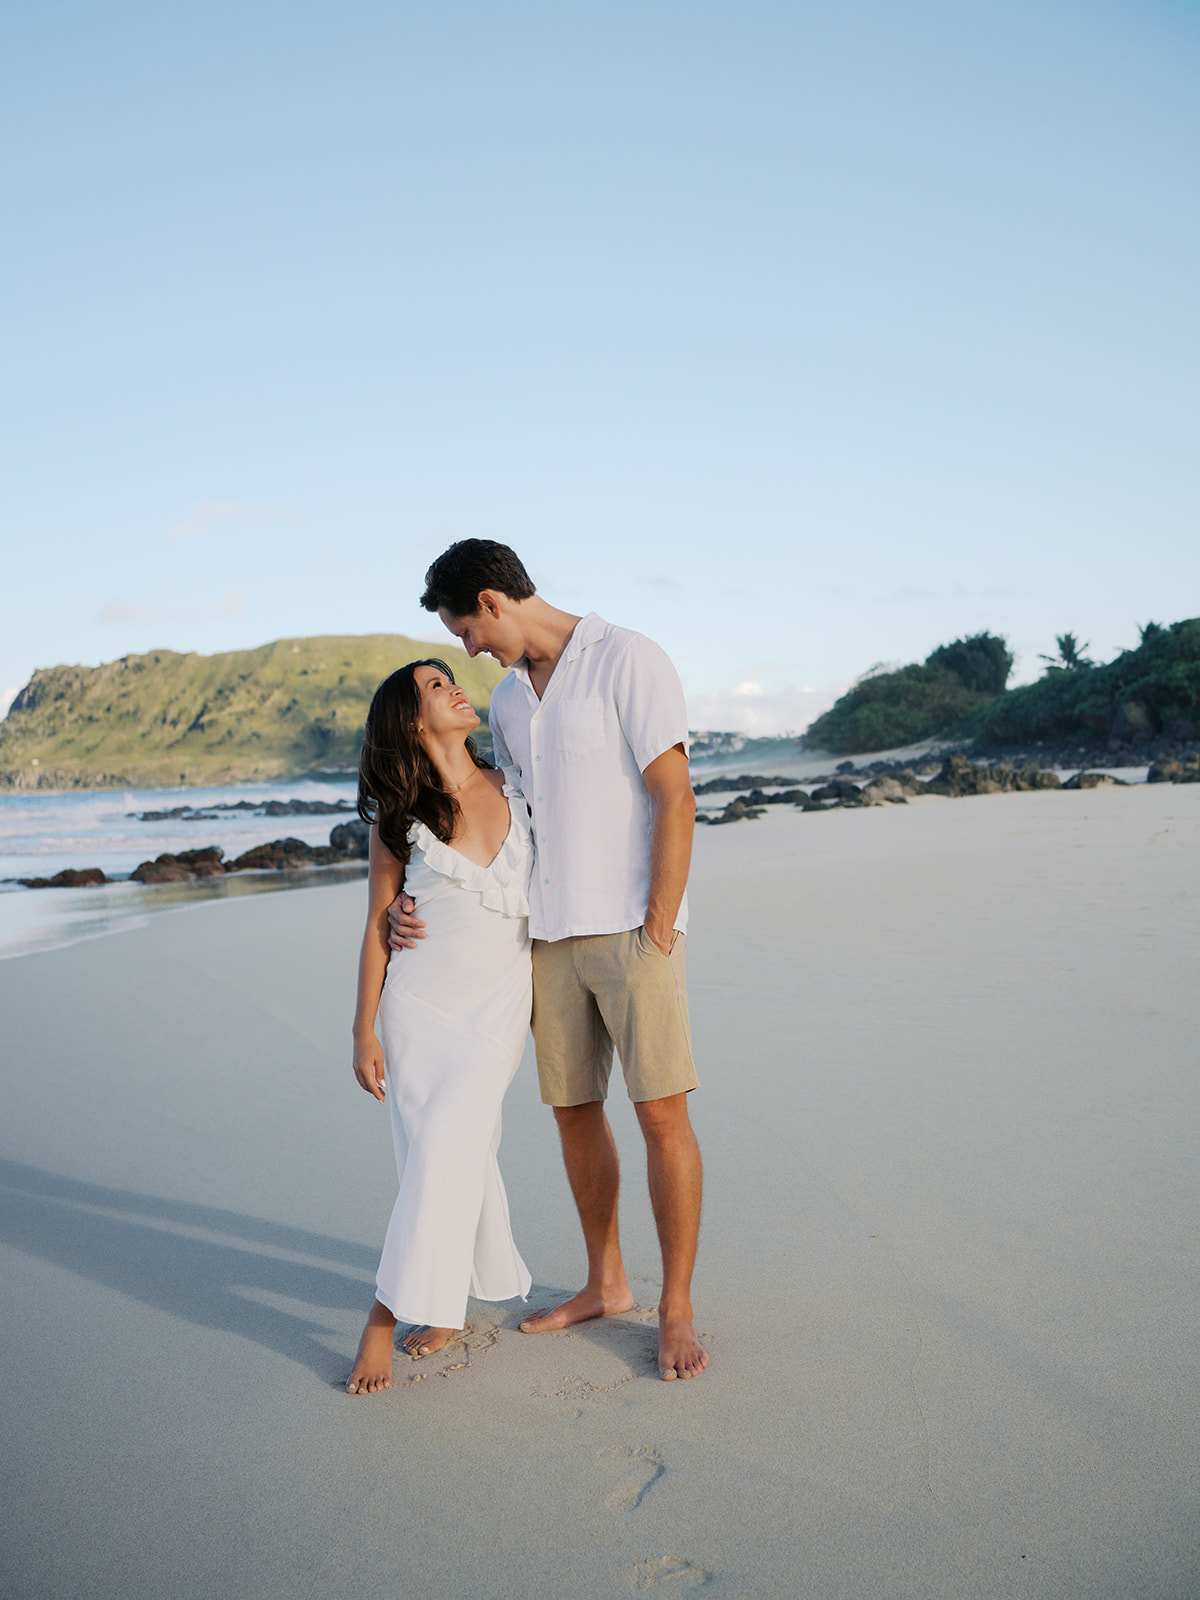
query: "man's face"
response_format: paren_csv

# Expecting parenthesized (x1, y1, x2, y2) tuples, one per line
(438, 599, 524, 668)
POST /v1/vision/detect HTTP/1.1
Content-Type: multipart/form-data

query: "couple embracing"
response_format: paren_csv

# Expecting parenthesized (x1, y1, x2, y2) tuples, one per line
(346, 539, 707, 1392)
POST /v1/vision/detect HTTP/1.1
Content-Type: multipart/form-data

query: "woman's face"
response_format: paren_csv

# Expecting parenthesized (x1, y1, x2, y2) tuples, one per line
(413, 664, 480, 747)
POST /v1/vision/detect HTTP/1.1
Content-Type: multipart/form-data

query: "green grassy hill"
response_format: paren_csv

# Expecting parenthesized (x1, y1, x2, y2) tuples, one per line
(0, 635, 503, 790)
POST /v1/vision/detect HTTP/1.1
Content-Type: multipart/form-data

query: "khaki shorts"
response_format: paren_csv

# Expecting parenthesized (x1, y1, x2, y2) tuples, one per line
(531, 927, 699, 1106)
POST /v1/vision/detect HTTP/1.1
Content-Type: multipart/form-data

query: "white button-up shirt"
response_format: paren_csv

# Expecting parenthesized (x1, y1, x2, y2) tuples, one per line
(489, 614, 690, 943)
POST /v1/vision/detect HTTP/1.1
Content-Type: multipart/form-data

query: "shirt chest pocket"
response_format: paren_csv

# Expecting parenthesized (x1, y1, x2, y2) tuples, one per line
(547, 696, 607, 758)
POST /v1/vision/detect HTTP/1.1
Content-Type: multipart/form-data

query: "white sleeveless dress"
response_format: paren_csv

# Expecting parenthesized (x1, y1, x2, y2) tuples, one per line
(374, 772, 534, 1329)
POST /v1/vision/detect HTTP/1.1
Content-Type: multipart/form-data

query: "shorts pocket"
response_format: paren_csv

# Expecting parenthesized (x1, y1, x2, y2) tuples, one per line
(636, 925, 678, 959)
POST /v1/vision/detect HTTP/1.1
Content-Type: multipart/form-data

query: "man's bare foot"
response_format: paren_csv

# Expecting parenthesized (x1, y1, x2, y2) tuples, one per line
(658, 1311, 707, 1381)
(519, 1285, 635, 1334)
(346, 1298, 397, 1394)
(402, 1324, 457, 1358)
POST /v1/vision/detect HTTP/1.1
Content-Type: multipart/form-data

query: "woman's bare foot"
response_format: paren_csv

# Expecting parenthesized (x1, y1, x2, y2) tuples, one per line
(658, 1309, 708, 1381)
(346, 1299, 398, 1394)
(519, 1284, 635, 1334)
(402, 1324, 457, 1358)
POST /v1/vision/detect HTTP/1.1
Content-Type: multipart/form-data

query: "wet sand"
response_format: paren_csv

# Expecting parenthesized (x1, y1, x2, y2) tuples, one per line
(1, 785, 1196, 1598)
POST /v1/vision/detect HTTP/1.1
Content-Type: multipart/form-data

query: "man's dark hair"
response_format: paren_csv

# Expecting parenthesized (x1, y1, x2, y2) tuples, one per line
(419, 539, 536, 618)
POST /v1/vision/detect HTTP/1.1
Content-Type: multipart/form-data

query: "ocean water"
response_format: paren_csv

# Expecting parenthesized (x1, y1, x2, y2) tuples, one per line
(0, 744, 808, 884)
(3, 732, 1137, 961)
(0, 778, 365, 962)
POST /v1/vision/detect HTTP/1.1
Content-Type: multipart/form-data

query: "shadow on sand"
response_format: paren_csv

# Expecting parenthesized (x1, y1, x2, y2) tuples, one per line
(0, 1158, 378, 1380)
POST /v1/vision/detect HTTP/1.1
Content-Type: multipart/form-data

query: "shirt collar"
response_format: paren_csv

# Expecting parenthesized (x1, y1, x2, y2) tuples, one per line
(509, 612, 608, 689)
(562, 612, 608, 663)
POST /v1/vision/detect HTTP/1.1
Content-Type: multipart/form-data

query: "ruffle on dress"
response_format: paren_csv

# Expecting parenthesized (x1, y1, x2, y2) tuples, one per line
(406, 773, 531, 919)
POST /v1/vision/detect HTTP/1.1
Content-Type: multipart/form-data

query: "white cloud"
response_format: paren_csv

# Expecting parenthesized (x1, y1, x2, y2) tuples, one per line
(98, 591, 249, 624)
(168, 499, 246, 540)
(99, 598, 192, 624)
(687, 681, 846, 736)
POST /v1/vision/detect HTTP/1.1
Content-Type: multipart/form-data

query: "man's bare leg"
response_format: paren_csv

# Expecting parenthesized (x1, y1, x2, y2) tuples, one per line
(520, 1100, 634, 1332)
(635, 1092, 707, 1380)
(346, 1297, 398, 1394)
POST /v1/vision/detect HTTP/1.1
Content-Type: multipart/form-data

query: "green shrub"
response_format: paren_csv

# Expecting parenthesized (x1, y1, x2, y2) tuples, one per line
(972, 618, 1200, 744)
(802, 664, 996, 754)
(802, 629, 1012, 754)
(925, 632, 1014, 694)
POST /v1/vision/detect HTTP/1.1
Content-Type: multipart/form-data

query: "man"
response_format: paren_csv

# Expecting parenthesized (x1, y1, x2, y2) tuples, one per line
(389, 539, 707, 1381)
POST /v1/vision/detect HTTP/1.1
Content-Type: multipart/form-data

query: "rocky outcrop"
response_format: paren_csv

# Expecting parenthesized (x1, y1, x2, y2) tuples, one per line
(1062, 771, 1130, 790)
(692, 773, 799, 796)
(131, 847, 228, 883)
(811, 778, 865, 803)
(860, 776, 909, 805)
(225, 838, 330, 871)
(130, 797, 357, 822)
(17, 867, 109, 889)
(128, 820, 370, 884)
(329, 819, 370, 857)
(697, 755, 1071, 822)
(922, 755, 1063, 797)
(1148, 753, 1200, 783)
(702, 798, 767, 826)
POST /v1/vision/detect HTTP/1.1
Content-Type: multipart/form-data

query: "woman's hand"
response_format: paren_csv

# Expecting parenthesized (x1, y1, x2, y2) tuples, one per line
(353, 1033, 387, 1102)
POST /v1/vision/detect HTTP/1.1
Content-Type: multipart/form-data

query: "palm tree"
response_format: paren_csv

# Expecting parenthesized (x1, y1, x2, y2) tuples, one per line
(1039, 632, 1094, 672)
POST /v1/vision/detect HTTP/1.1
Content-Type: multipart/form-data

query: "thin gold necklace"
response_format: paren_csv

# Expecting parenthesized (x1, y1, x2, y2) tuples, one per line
(443, 769, 480, 794)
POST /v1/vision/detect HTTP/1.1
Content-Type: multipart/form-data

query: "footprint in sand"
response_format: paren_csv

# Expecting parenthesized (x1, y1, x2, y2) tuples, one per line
(598, 1445, 665, 1511)
(632, 1555, 712, 1589)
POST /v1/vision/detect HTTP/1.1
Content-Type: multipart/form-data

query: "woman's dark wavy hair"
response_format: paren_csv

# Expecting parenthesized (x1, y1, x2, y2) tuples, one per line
(356, 659, 490, 866)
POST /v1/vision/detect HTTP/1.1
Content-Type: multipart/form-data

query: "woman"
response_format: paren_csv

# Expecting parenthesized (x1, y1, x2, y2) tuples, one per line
(346, 659, 533, 1395)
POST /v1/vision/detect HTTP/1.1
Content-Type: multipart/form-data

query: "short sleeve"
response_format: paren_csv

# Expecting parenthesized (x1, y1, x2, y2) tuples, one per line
(489, 698, 513, 770)
(612, 634, 690, 773)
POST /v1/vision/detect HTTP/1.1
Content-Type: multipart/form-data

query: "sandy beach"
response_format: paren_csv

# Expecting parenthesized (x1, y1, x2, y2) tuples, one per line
(1, 784, 1197, 1599)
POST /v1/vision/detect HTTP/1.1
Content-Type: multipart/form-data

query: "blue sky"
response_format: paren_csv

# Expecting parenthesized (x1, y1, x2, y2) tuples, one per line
(3, 0, 1198, 734)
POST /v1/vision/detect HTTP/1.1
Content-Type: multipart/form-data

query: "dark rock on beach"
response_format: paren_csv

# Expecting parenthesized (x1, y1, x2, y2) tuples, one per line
(131, 797, 357, 822)
(921, 754, 1063, 797)
(811, 778, 864, 803)
(131, 847, 228, 884)
(700, 797, 768, 826)
(691, 773, 799, 796)
(126, 820, 370, 884)
(1062, 771, 1130, 790)
(17, 867, 109, 889)
(329, 818, 370, 858)
(1148, 752, 1200, 783)
(254, 798, 356, 817)
(859, 776, 909, 805)
(741, 787, 815, 808)
(226, 837, 342, 871)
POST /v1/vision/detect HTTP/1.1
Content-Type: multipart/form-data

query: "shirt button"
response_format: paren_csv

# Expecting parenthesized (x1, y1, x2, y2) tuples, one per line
(535, 754, 541, 761)
(537, 796, 543, 802)
(543, 877, 549, 884)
